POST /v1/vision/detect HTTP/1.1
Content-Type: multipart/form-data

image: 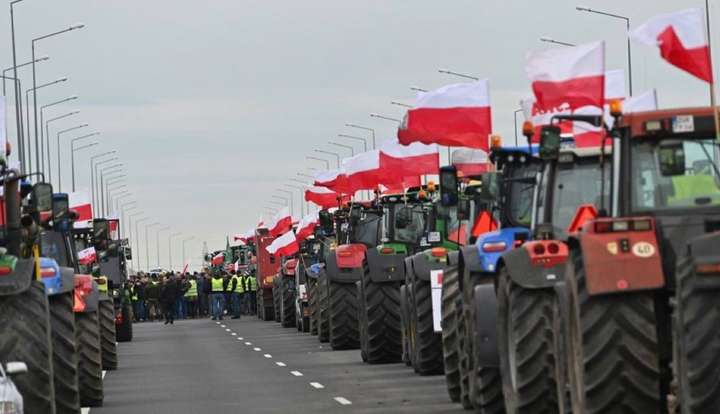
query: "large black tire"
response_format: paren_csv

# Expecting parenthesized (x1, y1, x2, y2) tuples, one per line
(400, 284, 412, 367)
(565, 247, 660, 413)
(406, 281, 418, 369)
(273, 278, 281, 323)
(497, 268, 562, 414)
(116, 302, 133, 342)
(357, 280, 369, 362)
(49, 292, 81, 414)
(317, 273, 330, 343)
(329, 280, 360, 350)
(412, 279, 443, 374)
(674, 256, 720, 413)
(0, 281, 56, 414)
(99, 299, 118, 370)
(76, 310, 104, 407)
(308, 278, 318, 335)
(280, 277, 296, 328)
(441, 266, 462, 403)
(363, 265, 402, 363)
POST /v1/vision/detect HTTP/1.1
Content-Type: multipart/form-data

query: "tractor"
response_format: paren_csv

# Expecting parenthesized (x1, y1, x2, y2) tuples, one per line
(294, 234, 323, 332)
(254, 227, 280, 321)
(307, 208, 336, 341)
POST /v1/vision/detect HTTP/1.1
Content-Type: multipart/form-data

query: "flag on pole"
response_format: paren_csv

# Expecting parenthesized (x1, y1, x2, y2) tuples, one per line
(69, 190, 93, 229)
(295, 212, 319, 242)
(267, 206, 293, 237)
(266, 230, 299, 257)
(78, 247, 97, 265)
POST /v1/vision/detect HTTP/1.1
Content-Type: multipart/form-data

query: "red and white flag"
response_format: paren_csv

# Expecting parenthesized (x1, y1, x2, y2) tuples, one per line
(572, 69, 627, 146)
(69, 190, 93, 228)
(78, 246, 97, 266)
(211, 252, 224, 266)
(313, 169, 350, 194)
(305, 186, 349, 208)
(266, 230, 299, 257)
(342, 150, 382, 193)
(624, 89, 659, 113)
(295, 212, 319, 242)
(526, 41, 605, 111)
(257, 216, 265, 228)
(267, 206, 293, 237)
(234, 228, 255, 244)
(631, 8, 713, 83)
(379, 141, 439, 180)
(451, 148, 492, 177)
(398, 80, 493, 150)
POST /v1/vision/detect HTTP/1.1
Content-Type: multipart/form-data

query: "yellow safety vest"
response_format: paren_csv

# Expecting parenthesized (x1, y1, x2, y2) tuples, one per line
(249, 275, 257, 291)
(233, 275, 245, 293)
(185, 280, 197, 297)
(211, 277, 224, 292)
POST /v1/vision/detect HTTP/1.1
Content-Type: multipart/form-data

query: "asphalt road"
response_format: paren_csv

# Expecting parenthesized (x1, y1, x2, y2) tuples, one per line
(91, 316, 464, 414)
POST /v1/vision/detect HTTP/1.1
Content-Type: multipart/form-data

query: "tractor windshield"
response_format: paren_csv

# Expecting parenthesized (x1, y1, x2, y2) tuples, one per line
(386, 203, 426, 244)
(40, 231, 73, 268)
(631, 139, 720, 211)
(353, 212, 381, 247)
(506, 163, 541, 227)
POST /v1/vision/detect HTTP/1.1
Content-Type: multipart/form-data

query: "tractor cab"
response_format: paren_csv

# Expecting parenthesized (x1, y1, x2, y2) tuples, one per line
(378, 187, 434, 256)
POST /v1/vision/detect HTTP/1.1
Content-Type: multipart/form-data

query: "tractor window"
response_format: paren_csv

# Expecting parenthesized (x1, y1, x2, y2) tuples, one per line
(631, 139, 720, 211)
(353, 213, 381, 247)
(41, 231, 72, 268)
(551, 158, 609, 239)
(389, 204, 426, 244)
(506, 163, 540, 227)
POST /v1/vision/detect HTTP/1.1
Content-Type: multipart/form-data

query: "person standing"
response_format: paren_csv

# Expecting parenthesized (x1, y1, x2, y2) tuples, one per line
(175, 273, 188, 319)
(249, 273, 258, 315)
(145, 275, 161, 322)
(230, 271, 243, 319)
(185, 275, 198, 318)
(210, 272, 226, 320)
(160, 275, 178, 325)
(241, 272, 251, 315)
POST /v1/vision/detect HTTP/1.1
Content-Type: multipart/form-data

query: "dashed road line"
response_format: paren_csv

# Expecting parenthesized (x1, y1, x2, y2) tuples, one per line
(310, 382, 325, 389)
(275, 361, 286, 367)
(253, 347, 262, 351)
(263, 354, 272, 358)
(237, 337, 243, 340)
(333, 397, 352, 406)
(102, 370, 107, 379)
(231, 332, 237, 336)
(245, 342, 252, 345)
(225, 328, 231, 332)
(220, 324, 226, 328)
(290, 370, 303, 377)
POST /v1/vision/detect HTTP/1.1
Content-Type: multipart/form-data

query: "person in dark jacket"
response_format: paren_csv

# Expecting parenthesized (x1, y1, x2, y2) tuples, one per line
(145, 275, 161, 322)
(160, 275, 179, 324)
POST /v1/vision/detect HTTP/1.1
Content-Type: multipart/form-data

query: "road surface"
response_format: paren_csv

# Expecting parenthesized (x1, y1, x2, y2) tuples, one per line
(91, 317, 463, 413)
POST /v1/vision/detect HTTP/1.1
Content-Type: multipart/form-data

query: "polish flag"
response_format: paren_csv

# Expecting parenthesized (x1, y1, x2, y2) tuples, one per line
(313, 169, 350, 194)
(631, 8, 713, 83)
(520, 98, 573, 142)
(398, 80, 492, 150)
(267, 206, 293, 237)
(257, 216, 265, 228)
(266, 230, 299, 257)
(572, 69, 627, 147)
(451, 148, 492, 177)
(78, 246, 97, 266)
(234, 228, 255, 244)
(295, 212, 319, 242)
(379, 176, 423, 194)
(305, 186, 349, 208)
(526, 41, 605, 111)
(342, 150, 382, 192)
(69, 190, 93, 229)
(211, 252, 224, 266)
(624, 89, 659, 113)
(379, 141, 439, 179)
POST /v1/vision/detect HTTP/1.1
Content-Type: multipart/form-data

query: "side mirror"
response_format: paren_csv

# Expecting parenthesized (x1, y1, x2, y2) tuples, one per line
(539, 125, 561, 160)
(52, 193, 70, 221)
(6, 361, 28, 375)
(440, 166, 459, 207)
(31, 183, 53, 214)
(658, 143, 686, 176)
(478, 172, 500, 201)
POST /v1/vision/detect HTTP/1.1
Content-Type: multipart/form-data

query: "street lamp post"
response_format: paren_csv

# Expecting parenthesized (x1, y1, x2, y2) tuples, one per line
(168, 232, 182, 270)
(25, 80, 70, 172)
(438, 68, 480, 81)
(40, 95, 78, 179)
(106, 186, 128, 216)
(127, 212, 142, 262)
(370, 113, 401, 123)
(277, 189, 295, 217)
(539, 36, 576, 47)
(328, 141, 354, 156)
(71, 133, 100, 191)
(55, 123, 88, 191)
(285, 184, 306, 216)
(99, 168, 124, 216)
(156, 226, 170, 268)
(89, 152, 117, 212)
(145, 222, 160, 271)
(182, 236, 195, 270)
(133, 216, 148, 269)
(114, 193, 133, 217)
(31, 24, 85, 169)
(314, 149, 340, 167)
(576, 6, 632, 95)
(338, 134, 368, 151)
(10, 0, 25, 167)
(3, 55, 47, 95)
(94, 162, 122, 213)
(306, 156, 330, 169)
(297, 172, 315, 179)
(345, 124, 376, 149)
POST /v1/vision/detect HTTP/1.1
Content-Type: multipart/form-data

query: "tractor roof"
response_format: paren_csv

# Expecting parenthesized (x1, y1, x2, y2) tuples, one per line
(619, 106, 717, 138)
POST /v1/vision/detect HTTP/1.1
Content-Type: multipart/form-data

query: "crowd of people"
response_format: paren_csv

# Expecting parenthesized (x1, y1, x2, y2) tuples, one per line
(127, 269, 257, 324)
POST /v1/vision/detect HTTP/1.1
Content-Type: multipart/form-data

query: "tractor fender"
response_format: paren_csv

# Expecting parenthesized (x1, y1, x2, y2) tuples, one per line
(0, 258, 34, 297)
(447, 250, 460, 267)
(687, 231, 720, 289)
(366, 248, 405, 283)
(460, 245, 483, 274)
(410, 251, 448, 282)
(57, 266, 76, 295)
(82, 280, 101, 313)
(473, 283, 499, 367)
(327, 249, 363, 283)
(475, 227, 532, 273)
(502, 242, 568, 289)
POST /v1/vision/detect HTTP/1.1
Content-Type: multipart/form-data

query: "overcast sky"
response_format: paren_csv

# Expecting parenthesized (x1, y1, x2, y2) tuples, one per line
(1, 0, 716, 270)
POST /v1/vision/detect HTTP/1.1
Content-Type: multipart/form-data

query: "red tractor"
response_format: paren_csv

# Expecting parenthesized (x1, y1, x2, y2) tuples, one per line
(254, 228, 281, 321)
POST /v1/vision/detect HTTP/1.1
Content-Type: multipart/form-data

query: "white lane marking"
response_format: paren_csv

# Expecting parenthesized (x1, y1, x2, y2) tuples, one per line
(263, 354, 272, 358)
(275, 361, 286, 367)
(253, 347, 261, 351)
(245, 342, 252, 345)
(290, 370, 303, 377)
(334, 397, 352, 405)
(81, 408, 90, 414)
(231, 332, 237, 336)
(102, 370, 107, 379)
(220, 324, 226, 328)
(310, 382, 325, 389)
(215, 321, 220, 324)
(238, 337, 244, 340)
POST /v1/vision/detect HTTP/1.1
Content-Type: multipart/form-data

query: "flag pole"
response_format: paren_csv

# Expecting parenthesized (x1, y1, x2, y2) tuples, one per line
(706, 0, 720, 140)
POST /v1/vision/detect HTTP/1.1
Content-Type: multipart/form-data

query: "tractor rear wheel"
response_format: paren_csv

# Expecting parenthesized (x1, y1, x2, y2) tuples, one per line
(49, 291, 81, 414)
(329, 280, 360, 350)
(565, 247, 660, 413)
(441, 266, 462, 403)
(280, 277, 296, 328)
(0, 281, 56, 414)
(400, 284, 412, 367)
(308, 278, 318, 335)
(674, 256, 720, 413)
(412, 279, 443, 374)
(357, 280, 368, 362)
(76, 309, 104, 407)
(115, 301, 133, 342)
(317, 273, 330, 343)
(497, 268, 562, 414)
(273, 278, 281, 323)
(363, 264, 402, 363)
(99, 299, 118, 370)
